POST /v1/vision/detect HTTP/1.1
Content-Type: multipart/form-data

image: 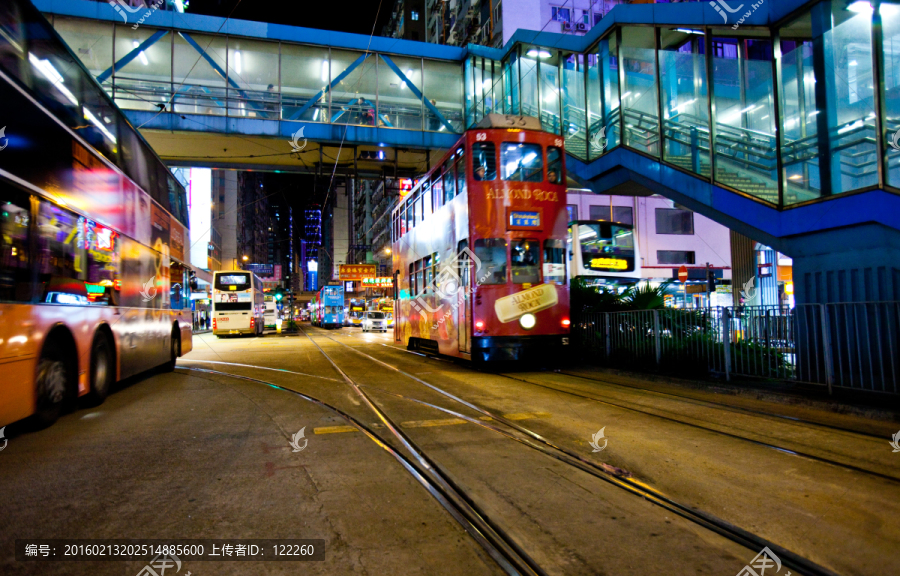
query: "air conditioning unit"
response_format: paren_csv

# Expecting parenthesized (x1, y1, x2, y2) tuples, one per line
(562, 21, 573, 31)
(576, 22, 587, 31)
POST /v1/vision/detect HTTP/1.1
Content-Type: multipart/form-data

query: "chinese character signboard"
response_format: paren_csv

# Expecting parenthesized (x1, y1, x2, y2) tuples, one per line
(362, 277, 392, 288)
(339, 264, 376, 281)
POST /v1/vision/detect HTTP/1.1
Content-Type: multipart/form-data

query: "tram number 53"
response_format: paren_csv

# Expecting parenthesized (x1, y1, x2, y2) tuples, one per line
(503, 115, 528, 127)
(476, 133, 488, 141)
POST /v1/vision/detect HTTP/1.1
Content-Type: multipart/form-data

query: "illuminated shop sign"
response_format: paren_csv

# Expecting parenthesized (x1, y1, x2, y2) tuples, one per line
(362, 277, 392, 288)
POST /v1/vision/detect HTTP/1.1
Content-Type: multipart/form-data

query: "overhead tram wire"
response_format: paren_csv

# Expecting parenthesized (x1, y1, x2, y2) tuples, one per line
(320, 0, 385, 211)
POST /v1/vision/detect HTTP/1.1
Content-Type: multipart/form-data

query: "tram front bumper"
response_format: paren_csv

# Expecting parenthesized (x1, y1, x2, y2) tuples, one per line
(471, 334, 571, 363)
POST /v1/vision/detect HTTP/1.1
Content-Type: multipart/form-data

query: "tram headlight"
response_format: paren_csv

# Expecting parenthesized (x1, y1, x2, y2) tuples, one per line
(519, 313, 536, 330)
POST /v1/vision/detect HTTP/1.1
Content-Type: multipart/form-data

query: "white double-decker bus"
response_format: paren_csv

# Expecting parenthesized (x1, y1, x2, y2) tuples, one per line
(212, 271, 264, 337)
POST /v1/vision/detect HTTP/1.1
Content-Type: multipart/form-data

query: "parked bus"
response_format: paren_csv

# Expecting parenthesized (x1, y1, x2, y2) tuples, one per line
(391, 114, 570, 361)
(212, 271, 264, 337)
(313, 284, 344, 329)
(567, 221, 641, 288)
(0, 0, 192, 428)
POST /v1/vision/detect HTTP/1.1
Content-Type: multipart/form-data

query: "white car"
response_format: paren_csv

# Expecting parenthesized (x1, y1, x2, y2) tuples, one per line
(361, 311, 388, 333)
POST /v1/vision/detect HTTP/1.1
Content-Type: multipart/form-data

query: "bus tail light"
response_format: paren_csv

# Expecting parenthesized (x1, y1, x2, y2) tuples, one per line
(561, 318, 571, 328)
(212, 318, 217, 330)
(250, 316, 255, 329)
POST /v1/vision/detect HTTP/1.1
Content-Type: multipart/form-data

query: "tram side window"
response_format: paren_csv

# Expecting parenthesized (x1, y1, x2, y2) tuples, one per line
(473, 238, 507, 285)
(511, 239, 540, 284)
(455, 155, 467, 197)
(423, 255, 433, 292)
(443, 163, 455, 203)
(0, 186, 33, 302)
(547, 146, 563, 184)
(415, 259, 425, 296)
(421, 181, 431, 221)
(501, 143, 543, 182)
(409, 263, 415, 295)
(431, 175, 443, 215)
(472, 142, 496, 181)
(543, 239, 567, 285)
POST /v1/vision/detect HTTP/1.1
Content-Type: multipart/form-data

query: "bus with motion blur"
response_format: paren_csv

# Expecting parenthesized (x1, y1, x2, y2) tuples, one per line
(312, 284, 344, 329)
(212, 271, 264, 337)
(391, 114, 570, 362)
(0, 0, 192, 429)
(567, 221, 641, 289)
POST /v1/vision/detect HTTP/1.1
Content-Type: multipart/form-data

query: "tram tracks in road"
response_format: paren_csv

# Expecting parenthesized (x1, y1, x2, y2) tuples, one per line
(554, 370, 892, 441)
(179, 365, 544, 576)
(382, 342, 900, 484)
(302, 328, 841, 576)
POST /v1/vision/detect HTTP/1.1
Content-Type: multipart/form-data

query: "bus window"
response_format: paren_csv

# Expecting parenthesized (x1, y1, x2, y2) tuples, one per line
(501, 143, 543, 182)
(472, 142, 496, 181)
(547, 146, 563, 184)
(443, 164, 455, 203)
(215, 272, 251, 290)
(455, 156, 466, 197)
(473, 238, 507, 284)
(543, 239, 567, 285)
(511, 239, 540, 284)
(0, 186, 33, 302)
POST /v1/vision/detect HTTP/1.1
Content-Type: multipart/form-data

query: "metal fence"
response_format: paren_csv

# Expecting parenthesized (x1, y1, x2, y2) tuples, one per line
(574, 302, 900, 395)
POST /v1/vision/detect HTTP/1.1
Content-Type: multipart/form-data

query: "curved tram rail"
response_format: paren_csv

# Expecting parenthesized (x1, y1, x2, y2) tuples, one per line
(294, 327, 843, 576)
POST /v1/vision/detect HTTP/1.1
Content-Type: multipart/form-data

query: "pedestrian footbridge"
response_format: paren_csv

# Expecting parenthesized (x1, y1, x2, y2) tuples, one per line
(36, 0, 900, 305)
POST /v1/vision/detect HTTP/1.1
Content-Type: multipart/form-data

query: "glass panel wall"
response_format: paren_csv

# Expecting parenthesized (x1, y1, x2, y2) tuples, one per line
(465, 56, 475, 126)
(330, 49, 378, 126)
(172, 32, 228, 116)
(377, 55, 424, 131)
(539, 49, 560, 134)
(882, 3, 900, 187)
(505, 51, 520, 115)
(281, 44, 330, 122)
(520, 46, 540, 118)
(53, 18, 114, 91)
(779, 3, 877, 204)
(620, 27, 660, 157)
(227, 38, 279, 119)
(562, 53, 586, 158)
(423, 60, 463, 132)
(113, 25, 172, 113)
(712, 36, 778, 203)
(659, 29, 709, 177)
(587, 34, 620, 159)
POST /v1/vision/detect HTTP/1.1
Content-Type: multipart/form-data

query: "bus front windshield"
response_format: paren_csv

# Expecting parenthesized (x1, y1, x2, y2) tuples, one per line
(580, 223, 635, 272)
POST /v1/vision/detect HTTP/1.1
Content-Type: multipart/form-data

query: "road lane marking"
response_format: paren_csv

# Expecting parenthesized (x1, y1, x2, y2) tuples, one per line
(401, 418, 467, 428)
(312, 413, 552, 434)
(313, 425, 359, 434)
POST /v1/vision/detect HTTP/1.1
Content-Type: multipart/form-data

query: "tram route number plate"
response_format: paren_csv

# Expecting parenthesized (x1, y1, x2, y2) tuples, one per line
(494, 284, 559, 323)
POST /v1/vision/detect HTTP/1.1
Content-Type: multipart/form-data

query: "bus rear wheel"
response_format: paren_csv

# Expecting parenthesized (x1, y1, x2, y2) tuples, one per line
(85, 334, 113, 405)
(162, 327, 180, 372)
(34, 356, 68, 428)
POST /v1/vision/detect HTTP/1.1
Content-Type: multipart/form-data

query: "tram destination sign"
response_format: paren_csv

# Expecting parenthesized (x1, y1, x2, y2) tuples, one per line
(508, 209, 543, 230)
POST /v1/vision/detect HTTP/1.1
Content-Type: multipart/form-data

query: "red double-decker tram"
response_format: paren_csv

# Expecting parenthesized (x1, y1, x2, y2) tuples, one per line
(391, 115, 570, 362)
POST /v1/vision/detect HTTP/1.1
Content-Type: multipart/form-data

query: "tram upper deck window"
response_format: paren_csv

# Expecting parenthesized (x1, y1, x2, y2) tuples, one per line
(511, 239, 540, 284)
(474, 238, 507, 284)
(443, 164, 455, 203)
(472, 142, 496, 181)
(547, 146, 563, 184)
(501, 143, 543, 182)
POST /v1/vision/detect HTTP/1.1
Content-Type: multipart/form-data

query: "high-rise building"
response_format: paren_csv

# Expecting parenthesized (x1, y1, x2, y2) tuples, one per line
(237, 172, 270, 267)
(304, 206, 322, 291)
(382, 0, 427, 42)
(409, 0, 621, 49)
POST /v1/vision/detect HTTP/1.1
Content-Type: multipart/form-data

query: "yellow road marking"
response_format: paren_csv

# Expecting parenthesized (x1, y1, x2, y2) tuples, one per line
(313, 425, 359, 434)
(500, 412, 552, 420)
(401, 418, 467, 428)
(313, 413, 552, 434)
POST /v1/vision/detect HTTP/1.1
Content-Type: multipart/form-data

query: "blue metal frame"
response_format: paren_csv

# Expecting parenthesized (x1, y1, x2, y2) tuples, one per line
(379, 54, 454, 133)
(96, 29, 168, 84)
(287, 53, 369, 121)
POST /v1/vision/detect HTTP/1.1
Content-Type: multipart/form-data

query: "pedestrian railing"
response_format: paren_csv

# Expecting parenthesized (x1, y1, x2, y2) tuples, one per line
(574, 302, 900, 395)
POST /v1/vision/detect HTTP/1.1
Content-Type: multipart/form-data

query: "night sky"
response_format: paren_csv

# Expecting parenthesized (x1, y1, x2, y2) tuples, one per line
(187, 0, 394, 36)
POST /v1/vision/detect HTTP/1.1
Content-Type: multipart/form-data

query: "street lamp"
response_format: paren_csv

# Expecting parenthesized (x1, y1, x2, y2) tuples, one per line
(385, 247, 391, 255)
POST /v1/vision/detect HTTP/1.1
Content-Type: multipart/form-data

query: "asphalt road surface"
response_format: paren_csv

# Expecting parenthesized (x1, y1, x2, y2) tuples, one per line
(2, 324, 899, 576)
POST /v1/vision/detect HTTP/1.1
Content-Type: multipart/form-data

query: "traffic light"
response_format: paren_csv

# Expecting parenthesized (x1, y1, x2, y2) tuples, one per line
(706, 265, 716, 293)
(274, 288, 284, 302)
